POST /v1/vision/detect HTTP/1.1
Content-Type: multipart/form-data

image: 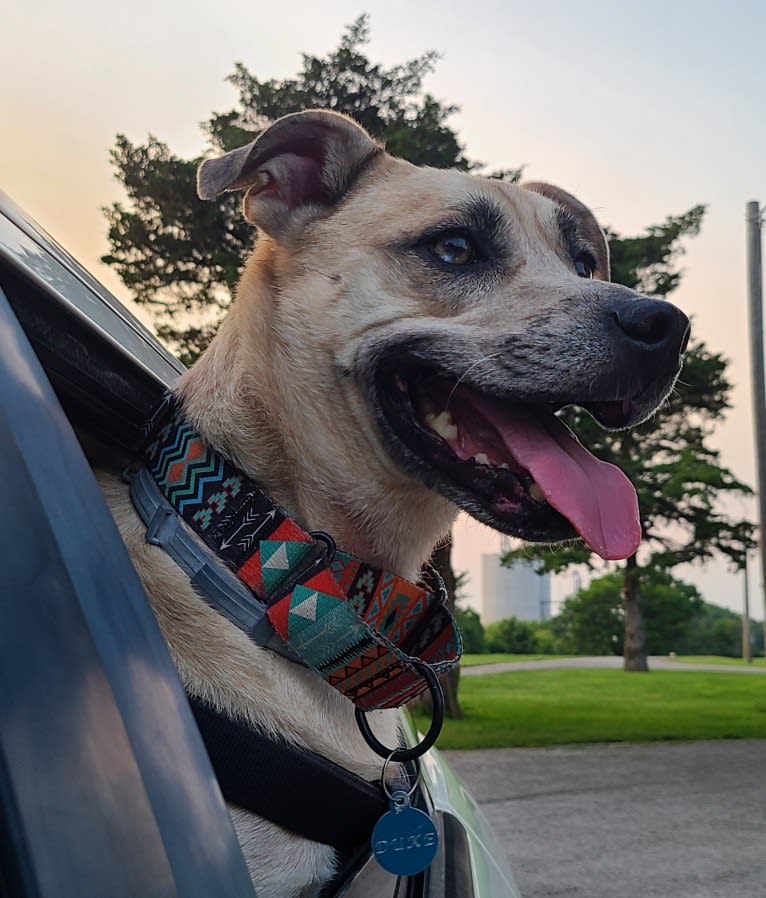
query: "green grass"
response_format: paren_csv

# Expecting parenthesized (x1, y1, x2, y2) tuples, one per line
(670, 655, 766, 667)
(414, 669, 766, 750)
(461, 653, 569, 666)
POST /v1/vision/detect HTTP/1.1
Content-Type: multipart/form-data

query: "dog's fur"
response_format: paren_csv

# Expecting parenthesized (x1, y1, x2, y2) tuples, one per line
(101, 111, 688, 897)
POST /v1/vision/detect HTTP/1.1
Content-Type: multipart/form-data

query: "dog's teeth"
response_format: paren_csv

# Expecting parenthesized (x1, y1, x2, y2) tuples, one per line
(529, 481, 546, 503)
(498, 463, 510, 470)
(473, 453, 491, 466)
(427, 410, 458, 441)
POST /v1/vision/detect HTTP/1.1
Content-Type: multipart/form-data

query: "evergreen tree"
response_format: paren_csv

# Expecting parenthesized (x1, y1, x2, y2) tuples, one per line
(102, 15, 518, 363)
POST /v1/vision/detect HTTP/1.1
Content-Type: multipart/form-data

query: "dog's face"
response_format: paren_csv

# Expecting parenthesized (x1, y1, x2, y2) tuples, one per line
(198, 111, 689, 562)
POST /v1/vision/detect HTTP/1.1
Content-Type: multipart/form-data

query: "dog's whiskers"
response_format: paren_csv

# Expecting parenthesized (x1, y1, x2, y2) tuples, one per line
(661, 392, 677, 413)
(446, 354, 502, 409)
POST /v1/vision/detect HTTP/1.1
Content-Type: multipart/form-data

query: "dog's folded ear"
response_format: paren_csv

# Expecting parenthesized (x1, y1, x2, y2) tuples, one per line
(197, 110, 382, 237)
(522, 181, 611, 281)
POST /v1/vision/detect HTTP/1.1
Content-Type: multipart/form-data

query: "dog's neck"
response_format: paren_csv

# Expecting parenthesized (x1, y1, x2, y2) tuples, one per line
(176, 250, 456, 581)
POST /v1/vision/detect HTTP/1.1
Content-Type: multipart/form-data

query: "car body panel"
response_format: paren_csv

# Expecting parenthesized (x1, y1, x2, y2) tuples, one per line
(401, 716, 521, 897)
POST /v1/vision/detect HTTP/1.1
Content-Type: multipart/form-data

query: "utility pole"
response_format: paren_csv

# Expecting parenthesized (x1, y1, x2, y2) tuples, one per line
(742, 551, 752, 663)
(746, 200, 766, 658)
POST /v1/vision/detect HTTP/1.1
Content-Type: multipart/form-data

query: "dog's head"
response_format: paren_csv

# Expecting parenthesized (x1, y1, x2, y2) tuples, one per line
(198, 111, 689, 562)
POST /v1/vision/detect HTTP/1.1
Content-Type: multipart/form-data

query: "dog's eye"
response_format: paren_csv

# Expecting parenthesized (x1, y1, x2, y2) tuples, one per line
(430, 233, 478, 266)
(574, 252, 595, 279)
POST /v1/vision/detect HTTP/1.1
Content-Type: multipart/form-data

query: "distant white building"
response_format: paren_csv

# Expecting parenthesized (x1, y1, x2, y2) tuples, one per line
(481, 540, 551, 623)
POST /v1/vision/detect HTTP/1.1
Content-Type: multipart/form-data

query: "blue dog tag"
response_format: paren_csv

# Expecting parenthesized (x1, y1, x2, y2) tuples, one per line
(371, 790, 438, 876)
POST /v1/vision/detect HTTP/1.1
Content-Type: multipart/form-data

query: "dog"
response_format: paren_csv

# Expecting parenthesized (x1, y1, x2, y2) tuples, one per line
(100, 109, 689, 897)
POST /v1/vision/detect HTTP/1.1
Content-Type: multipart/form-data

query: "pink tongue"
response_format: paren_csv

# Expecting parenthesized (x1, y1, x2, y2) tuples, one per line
(470, 396, 641, 560)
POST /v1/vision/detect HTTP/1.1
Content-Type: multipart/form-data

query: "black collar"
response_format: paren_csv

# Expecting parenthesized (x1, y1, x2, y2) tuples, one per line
(188, 696, 388, 852)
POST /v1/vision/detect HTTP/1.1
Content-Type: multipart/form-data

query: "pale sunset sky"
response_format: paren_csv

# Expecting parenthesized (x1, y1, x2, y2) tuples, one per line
(3, 0, 765, 617)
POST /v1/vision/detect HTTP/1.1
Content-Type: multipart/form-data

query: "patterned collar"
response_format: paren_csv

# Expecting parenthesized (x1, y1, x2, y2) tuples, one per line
(130, 395, 461, 711)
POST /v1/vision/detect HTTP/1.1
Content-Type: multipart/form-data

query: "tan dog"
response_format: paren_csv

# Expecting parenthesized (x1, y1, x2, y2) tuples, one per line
(101, 110, 689, 897)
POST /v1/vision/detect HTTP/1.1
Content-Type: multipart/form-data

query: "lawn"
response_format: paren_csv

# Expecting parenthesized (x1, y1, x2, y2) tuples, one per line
(413, 668, 766, 750)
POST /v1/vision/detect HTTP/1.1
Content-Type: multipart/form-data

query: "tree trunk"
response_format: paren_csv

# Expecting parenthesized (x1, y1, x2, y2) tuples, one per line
(408, 535, 463, 719)
(622, 554, 649, 671)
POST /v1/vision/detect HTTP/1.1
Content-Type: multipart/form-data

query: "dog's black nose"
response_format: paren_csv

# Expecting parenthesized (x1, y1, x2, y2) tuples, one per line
(613, 297, 689, 357)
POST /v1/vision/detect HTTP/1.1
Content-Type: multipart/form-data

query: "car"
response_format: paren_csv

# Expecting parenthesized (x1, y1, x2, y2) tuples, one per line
(0, 190, 522, 898)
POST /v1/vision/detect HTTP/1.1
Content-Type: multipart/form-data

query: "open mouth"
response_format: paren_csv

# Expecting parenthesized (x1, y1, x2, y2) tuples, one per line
(376, 366, 642, 561)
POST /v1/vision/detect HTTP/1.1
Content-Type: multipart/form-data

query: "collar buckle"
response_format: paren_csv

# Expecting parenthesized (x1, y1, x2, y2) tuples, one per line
(263, 530, 336, 606)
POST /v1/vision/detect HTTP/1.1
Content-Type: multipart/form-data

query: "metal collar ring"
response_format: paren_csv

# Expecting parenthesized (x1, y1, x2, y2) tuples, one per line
(355, 659, 445, 762)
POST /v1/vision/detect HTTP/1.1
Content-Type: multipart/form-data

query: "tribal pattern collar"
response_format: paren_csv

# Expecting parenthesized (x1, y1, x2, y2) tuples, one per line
(131, 396, 462, 711)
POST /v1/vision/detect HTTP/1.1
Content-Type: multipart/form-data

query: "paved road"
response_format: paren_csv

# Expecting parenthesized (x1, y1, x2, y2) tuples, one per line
(463, 655, 766, 676)
(446, 740, 766, 898)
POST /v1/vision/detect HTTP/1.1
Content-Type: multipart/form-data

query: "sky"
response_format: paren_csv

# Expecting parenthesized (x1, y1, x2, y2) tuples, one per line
(3, 0, 766, 618)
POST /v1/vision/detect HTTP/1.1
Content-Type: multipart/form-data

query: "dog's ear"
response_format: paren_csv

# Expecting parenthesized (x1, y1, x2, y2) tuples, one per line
(197, 110, 382, 237)
(522, 182, 610, 281)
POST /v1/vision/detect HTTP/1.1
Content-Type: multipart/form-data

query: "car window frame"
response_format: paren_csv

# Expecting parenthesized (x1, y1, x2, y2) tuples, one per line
(0, 284, 257, 898)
